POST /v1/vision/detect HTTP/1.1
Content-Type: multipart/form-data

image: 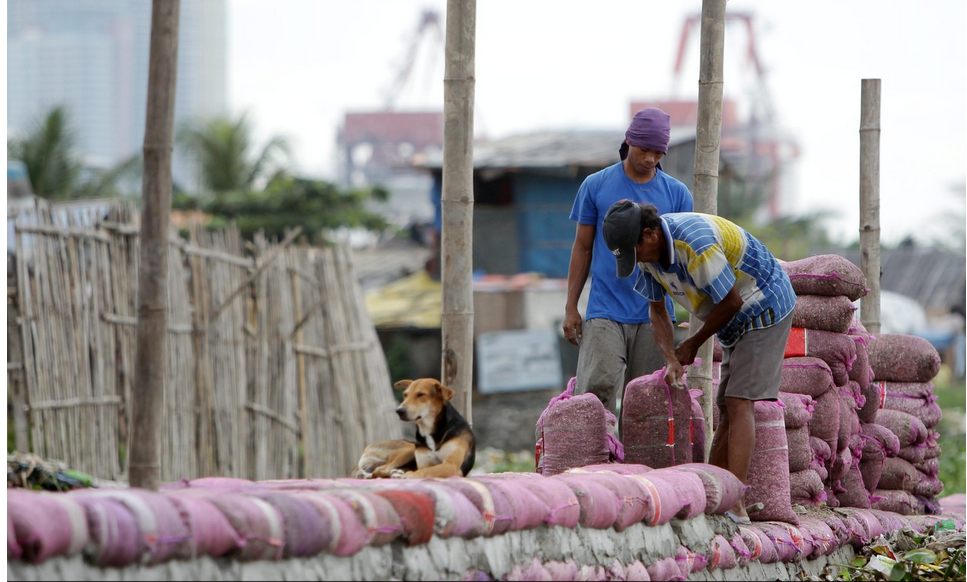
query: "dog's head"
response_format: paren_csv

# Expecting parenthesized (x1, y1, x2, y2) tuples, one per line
(393, 378, 454, 424)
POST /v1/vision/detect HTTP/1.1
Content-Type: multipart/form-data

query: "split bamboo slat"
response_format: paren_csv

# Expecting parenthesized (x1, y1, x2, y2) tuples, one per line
(9, 202, 402, 481)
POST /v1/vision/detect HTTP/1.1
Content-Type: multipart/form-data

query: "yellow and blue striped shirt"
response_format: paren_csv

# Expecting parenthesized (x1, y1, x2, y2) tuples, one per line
(632, 213, 796, 347)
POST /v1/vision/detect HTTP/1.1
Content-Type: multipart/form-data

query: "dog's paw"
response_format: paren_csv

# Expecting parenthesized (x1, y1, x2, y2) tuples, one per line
(389, 469, 408, 479)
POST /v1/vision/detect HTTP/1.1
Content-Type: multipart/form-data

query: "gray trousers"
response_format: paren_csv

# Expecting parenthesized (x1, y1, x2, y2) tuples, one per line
(574, 318, 665, 426)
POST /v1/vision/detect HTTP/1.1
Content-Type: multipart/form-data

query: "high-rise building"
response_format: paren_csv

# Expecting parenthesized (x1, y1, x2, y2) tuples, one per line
(6, 0, 228, 190)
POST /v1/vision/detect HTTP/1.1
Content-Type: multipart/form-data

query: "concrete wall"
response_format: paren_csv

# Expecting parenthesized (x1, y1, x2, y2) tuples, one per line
(8, 514, 856, 581)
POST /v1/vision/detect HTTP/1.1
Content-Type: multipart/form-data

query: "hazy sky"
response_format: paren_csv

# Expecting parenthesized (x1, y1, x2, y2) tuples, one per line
(230, 0, 966, 248)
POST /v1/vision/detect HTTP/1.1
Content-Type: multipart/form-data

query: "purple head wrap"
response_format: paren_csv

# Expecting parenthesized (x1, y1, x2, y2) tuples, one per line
(619, 107, 672, 160)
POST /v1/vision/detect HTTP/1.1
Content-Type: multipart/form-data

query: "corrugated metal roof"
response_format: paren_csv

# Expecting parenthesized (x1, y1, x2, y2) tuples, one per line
(417, 127, 697, 171)
(842, 247, 966, 315)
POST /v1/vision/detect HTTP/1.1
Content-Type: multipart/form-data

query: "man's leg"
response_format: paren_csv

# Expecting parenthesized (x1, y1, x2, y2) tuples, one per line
(574, 318, 627, 416)
(724, 397, 756, 520)
(708, 403, 730, 471)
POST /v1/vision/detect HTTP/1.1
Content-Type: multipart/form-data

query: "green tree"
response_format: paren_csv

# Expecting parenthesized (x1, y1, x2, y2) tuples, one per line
(184, 176, 390, 245)
(7, 105, 82, 199)
(7, 105, 142, 200)
(176, 112, 291, 194)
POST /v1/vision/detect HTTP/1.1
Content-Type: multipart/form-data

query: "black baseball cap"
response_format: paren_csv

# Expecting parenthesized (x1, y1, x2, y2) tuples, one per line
(602, 200, 642, 279)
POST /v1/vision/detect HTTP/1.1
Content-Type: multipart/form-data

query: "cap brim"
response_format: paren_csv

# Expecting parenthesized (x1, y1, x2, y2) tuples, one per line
(615, 249, 636, 279)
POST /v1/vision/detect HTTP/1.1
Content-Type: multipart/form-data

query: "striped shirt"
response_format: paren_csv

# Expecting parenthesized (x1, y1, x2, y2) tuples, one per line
(632, 213, 797, 347)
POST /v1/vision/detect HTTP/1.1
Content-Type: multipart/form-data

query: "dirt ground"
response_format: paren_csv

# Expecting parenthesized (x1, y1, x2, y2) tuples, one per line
(469, 388, 561, 453)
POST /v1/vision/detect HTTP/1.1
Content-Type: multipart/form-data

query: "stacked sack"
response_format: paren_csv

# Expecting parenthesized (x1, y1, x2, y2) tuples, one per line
(779, 254, 871, 509)
(863, 331, 945, 514)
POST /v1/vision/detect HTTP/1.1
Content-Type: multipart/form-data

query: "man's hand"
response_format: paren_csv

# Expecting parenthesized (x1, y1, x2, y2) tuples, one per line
(675, 336, 700, 368)
(664, 361, 686, 390)
(562, 309, 583, 346)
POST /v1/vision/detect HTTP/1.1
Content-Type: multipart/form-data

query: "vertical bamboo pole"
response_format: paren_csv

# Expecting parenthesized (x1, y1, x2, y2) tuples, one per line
(859, 79, 882, 334)
(690, 0, 726, 458)
(129, 0, 180, 490)
(292, 269, 310, 477)
(440, 0, 476, 423)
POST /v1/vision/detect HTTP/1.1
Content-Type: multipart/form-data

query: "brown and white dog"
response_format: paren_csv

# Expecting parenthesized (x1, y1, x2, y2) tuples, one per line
(350, 378, 476, 479)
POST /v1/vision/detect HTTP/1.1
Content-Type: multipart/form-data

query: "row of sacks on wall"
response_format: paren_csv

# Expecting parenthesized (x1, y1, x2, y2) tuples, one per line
(7, 466, 966, 577)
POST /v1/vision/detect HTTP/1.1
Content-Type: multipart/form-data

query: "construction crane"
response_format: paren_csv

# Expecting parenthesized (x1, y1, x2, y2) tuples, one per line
(668, 11, 797, 220)
(382, 9, 444, 111)
(672, 11, 775, 127)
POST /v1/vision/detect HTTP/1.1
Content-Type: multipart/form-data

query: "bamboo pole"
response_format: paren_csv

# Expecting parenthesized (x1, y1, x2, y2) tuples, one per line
(440, 0, 476, 423)
(129, 0, 180, 491)
(859, 79, 882, 334)
(690, 0, 726, 458)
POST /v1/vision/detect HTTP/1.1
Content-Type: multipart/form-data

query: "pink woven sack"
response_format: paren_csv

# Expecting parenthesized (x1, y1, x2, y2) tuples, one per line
(674, 463, 746, 515)
(537, 378, 615, 476)
(780, 357, 835, 398)
(621, 368, 693, 468)
(7, 489, 89, 564)
(791, 294, 858, 334)
(867, 333, 942, 382)
(788, 469, 826, 506)
(745, 401, 799, 524)
(781, 254, 868, 301)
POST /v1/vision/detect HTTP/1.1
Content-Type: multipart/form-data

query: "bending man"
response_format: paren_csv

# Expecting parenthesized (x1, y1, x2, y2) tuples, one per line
(602, 200, 796, 524)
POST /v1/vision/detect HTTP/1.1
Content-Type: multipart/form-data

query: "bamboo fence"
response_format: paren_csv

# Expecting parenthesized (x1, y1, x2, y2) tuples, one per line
(7, 198, 403, 482)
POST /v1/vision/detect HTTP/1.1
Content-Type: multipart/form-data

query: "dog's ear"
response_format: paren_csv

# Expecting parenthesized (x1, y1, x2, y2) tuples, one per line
(437, 382, 455, 402)
(394, 379, 414, 390)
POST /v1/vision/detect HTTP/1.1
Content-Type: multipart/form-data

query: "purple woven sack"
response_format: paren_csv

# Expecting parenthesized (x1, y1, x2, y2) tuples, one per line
(781, 254, 869, 301)
(787, 425, 813, 473)
(795, 515, 838, 558)
(674, 463, 745, 515)
(837, 463, 872, 508)
(867, 333, 942, 382)
(563, 472, 652, 531)
(623, 472, 688, 526)
(472, 476, 551, 532)
(809, 389, 842, 459)
(164, 492, 243, 559)
(780, 357, 835, 398)
(882, 381, 942, 428)
(436, 478, 497, 535)
(640, 468, 707, 519)
(706, 534, 738, 570)
(251, 492, 331, 558)
(788, 469, 826, 506)
(539, 390, 612, 476)
(621, 368, 693, 468)
(778, 391, 814, 429)
(71, 492, 146, 567)
(746, 401, 799, 524)
(757, 521, 806, 563)
(798, 328, 858, 386)
(646, 556, 684, 581)
(550, 473, 620, 530)
(503, 475, 581, 529)
(791, 294, 858, 334)
(193, 491, 285, 561)
(738, 525, 779, 563)
(849, 334, 874, 390)
(879, 457, 921, 491)
(875, 409, 928, 448)
(7, 489, 89, 564)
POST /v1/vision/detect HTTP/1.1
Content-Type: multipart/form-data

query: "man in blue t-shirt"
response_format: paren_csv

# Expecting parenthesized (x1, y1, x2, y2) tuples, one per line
(562, 108, 693, 423)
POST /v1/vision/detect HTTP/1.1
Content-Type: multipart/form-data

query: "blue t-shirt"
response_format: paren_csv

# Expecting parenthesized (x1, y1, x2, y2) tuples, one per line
(632, 213, 797, 347)
(569, 162, 693, 324)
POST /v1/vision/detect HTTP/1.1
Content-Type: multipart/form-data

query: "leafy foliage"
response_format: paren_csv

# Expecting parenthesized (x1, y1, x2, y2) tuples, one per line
(176, 112, 291, 193)
(807, 522, 965, 581)
(175, 176, 390, 245)
(7, 105, 142, 200)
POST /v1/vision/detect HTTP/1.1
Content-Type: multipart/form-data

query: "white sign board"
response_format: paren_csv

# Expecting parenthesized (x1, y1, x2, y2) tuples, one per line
(476, 329, 563, 393)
